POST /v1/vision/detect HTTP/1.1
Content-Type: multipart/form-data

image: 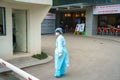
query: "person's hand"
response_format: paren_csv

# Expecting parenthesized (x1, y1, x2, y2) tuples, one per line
(67, 64, 70, 67)
(59, 53, 62, 58)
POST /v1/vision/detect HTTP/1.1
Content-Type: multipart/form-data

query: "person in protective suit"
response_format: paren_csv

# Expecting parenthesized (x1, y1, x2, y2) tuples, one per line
(54, 28, 70, 78)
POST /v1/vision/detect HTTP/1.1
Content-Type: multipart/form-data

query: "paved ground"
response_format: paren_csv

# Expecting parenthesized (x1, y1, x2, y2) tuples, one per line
(0, 73, 20, 80)
(15, 33, 120, 80)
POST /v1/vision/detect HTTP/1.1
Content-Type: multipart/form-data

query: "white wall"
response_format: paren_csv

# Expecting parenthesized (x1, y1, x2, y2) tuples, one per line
(28, 5, 51, 54)
(0, 1, 52, 59)
(0, 4, 13, 59)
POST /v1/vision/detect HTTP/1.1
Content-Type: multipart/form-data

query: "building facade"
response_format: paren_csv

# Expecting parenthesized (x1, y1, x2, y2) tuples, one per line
(51, 0, 120, 36)
(41, 13, 56, 34)
(0, 0, 52, 59)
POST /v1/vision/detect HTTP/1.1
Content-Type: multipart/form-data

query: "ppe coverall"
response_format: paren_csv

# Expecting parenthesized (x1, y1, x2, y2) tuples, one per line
(54, 35, 69, 77)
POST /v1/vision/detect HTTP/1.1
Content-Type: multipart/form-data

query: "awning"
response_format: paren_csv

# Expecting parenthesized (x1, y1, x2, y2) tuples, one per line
(52, 3, 91, 11)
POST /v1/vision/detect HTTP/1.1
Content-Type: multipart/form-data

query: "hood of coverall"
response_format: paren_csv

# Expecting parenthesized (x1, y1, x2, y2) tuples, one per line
(55, 28, 63, 34)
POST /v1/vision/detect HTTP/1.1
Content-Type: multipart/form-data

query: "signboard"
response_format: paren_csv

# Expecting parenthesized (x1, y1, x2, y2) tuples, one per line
(79, 23, 85, 32)
(93, 4, 120, 14)
(44, 13, 56, 19)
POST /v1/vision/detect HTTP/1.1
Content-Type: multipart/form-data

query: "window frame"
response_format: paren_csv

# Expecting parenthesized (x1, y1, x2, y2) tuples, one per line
(0, 7, 6, 36)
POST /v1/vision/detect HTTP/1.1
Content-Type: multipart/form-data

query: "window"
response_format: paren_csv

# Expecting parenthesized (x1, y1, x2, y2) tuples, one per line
(0, 7, 6, 36)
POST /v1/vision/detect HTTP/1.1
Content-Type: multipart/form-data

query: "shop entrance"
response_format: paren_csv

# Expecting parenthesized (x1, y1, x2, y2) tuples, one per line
(59, 11, 86, 33)
(12, 9, 27, 53)
(98, 14, 120, 27)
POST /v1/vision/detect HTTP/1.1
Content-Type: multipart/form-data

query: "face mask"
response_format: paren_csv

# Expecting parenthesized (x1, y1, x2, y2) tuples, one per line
(55, 32, 59, 36)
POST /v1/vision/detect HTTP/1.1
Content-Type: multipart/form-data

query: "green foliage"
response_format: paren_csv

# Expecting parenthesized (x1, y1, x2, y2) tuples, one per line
(32, 52, 48, 60)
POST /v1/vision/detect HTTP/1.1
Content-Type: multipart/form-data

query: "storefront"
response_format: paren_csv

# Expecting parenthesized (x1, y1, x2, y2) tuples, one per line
(51, 4, 99, 36)
(52, 0, 120, 36)
(51, 6, 97, 35)
(98, 14, 120, 28)
(51, 3, 88, 33)
(58, 11, 86, 32)
(93, 4, 120, 35)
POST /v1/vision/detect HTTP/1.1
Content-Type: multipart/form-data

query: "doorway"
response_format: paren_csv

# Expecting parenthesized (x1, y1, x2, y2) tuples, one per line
(12, 9, 27, 53)
(59, 11, 86, 33)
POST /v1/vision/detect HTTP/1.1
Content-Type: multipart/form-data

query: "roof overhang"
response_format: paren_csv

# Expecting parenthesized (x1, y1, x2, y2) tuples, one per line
(52, 3, 91, 11)
(2, 0, 52, 5)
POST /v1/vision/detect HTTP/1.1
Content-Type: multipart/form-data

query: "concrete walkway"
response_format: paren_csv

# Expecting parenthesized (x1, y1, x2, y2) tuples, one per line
(11, 34, 120, 80)
(0, 56, 53, 73)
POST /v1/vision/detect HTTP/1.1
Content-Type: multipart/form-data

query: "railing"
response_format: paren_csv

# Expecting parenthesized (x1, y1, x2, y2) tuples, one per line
(0, 58, 40, 80)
